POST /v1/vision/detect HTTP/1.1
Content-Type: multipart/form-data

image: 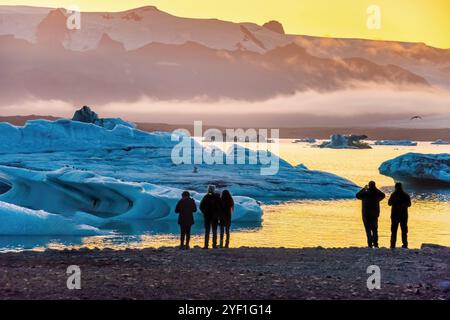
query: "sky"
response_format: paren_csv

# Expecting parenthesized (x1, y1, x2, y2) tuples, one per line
(1, 0, 449, 49)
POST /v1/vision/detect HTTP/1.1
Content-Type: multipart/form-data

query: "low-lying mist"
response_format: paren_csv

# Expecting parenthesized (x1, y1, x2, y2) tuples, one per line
(2, 87, 449, 128)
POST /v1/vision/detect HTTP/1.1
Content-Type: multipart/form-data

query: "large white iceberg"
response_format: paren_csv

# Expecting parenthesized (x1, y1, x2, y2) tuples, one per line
(374, 140, 417, 146)
(0, 119, 359, 201)
(0, 119, 171, 154)
(0, 165, 262, 223)
(379, 153, 450, 185)
(0, 117, 362, 236)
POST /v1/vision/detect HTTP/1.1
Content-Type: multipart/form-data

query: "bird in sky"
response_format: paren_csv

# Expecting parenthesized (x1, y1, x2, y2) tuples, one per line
(410, 116, 422, 121)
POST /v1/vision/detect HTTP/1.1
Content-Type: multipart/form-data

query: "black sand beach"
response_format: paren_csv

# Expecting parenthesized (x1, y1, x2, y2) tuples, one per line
(0, 245, 449, 300)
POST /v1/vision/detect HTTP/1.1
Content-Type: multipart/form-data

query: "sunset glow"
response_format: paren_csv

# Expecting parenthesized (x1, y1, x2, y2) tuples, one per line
(1, 0, 449, 49)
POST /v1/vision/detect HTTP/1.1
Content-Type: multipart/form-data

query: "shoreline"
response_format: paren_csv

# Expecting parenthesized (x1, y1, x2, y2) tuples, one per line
(1, 245, 449, 300)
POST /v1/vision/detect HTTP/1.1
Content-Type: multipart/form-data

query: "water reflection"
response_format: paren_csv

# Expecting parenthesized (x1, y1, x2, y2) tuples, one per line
(0, 220, 262, 252)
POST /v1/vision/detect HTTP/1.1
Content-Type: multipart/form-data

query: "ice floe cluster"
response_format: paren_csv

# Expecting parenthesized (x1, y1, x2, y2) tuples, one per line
(0, 114, 361, 235)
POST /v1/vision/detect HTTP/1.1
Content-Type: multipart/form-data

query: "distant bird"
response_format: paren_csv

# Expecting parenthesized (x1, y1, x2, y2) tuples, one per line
(410, 116, 422, 121)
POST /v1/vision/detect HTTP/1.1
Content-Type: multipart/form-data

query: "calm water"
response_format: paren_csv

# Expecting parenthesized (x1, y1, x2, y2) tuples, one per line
(1, 140, 449, 251)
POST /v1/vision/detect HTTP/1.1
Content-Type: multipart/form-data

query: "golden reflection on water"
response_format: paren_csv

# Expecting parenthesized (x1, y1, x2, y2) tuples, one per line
(30, 141, 450, 250)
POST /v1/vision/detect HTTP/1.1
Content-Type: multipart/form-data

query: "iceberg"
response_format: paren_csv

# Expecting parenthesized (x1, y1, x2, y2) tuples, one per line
(379, 153, 450, 186)
(0, 119, 359, 201)
(0, 166, 262, 226)
(374, 140, 417, 146)
(0, 119, 171, 154)
(293, 138, 316, 144)
(318, 134, 371, 149)
(0, 115, 363, 236)
(0, 201, 106, 236)
(432, 139, 450, 145)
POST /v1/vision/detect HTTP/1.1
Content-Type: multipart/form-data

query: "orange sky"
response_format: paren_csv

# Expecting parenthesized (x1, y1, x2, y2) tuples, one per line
(1, 0, 449, 48)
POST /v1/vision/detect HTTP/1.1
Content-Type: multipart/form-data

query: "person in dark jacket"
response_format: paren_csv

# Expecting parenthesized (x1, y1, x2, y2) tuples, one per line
(356, 181, 386, 248)
(175, 191, 197, 250)
(388, 183, 411, 249)
(219, 190, 235, 248)
(200, 185, 222, 249)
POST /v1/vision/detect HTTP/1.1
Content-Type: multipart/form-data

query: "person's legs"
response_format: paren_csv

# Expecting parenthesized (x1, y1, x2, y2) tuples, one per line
(180, 225, 186, 249)
(185, 225, 191, 249)
(363, 215, 373, 247)
(225, 224, 230, 248)
(390, 217, 399, 248)
(204, 217, 211, 249)
(219, 224, 225, 248)
(372, 218, 379, 248)
(212, 218, 218, 248)
(400, 215, 408, 248)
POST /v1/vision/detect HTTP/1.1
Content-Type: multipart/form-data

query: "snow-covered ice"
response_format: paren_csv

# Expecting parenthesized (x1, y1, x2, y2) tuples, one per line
(379, 153, 450, 185)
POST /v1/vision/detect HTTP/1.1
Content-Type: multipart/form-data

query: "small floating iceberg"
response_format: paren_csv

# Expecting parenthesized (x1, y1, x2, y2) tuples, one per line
(374, 140, 417, 146)
(293, 138, 316, 144)
(432, 139, 450, 145)
(379, 153, 450, 186)
(318, 134, 371, 149)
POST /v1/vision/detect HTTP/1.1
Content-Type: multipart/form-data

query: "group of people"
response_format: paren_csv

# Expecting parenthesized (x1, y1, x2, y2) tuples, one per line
(175, 181, 412, 250)
(356, 181, 412, 249)
(175, 185, 234, 250)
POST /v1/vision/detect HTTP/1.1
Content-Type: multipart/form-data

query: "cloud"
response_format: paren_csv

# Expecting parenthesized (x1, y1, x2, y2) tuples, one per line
(1, 87, 449, 127)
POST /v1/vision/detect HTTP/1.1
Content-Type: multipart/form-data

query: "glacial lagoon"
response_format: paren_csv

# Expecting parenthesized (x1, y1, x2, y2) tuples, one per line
(1, 140, 449, 251)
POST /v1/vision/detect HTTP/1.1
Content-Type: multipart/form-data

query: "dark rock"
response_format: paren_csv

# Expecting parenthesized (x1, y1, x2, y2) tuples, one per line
(421, 243, 449, 250)
(72, 106, 99, 123)
(262, 20, 285, 34)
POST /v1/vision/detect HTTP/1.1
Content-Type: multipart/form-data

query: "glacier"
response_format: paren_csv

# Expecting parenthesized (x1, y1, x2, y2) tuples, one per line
(379, 153, 450, 186)
(0, 117, 360, 236)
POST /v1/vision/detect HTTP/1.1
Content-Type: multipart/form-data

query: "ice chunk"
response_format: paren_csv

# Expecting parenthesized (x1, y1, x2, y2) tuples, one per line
(0, 201, 106, 236)
(293, 138, 316, 144)
(374, 140, 417, 146)
(432, 139, 450, 145)
(318, 134, 371, 149)
(379, 153, 450, 185)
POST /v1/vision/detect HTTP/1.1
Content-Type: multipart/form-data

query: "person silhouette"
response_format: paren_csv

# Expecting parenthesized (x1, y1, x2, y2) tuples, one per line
(200, 185, 222, 249)
(356, 181, 386, 248)
(175, 191, 197, 250)
(388, 183, 411, 249)
(219, 190, 234, 248)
